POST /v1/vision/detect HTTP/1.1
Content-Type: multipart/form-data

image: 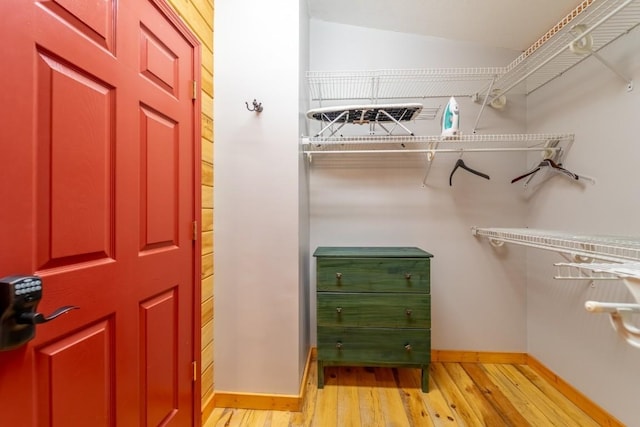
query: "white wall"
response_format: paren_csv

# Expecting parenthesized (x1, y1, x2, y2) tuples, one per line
(308, 20, 532, 352)
(214, 0, 309, 395)
(526, 26, 640, 425)
(298, 0, 311, 385)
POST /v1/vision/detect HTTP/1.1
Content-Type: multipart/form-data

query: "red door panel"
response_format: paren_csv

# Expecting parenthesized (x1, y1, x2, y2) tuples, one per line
(35, 50, 115, 268)
(35, 319, 115, 426)
(0, 0, 199, 425)
(140, 105, 179, 250)
(141, 289, 179, 426)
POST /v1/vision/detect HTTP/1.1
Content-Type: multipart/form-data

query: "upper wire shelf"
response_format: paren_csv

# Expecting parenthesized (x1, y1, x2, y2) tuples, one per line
(305, 0, 640, 106)
(306, 68, 504, 102)
(487, 0, 640, 99)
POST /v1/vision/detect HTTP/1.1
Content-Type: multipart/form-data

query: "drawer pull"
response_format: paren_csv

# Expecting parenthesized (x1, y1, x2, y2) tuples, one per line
(404, 344, 412, 351)
(336, 307, 342, 314)
(405, 309, 412, 316)
(335, 342, 343, 349)
(336, 272, 342, 279)
(404, 273, 412, 280)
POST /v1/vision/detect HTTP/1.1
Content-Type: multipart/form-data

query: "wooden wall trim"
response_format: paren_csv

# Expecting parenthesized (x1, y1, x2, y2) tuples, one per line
(212, 392, 302, 412)
(211, 347, 314, 412)
(526, 355, 624, 427)
(201, 393, 216, 423)
(432, 350, 528, 364)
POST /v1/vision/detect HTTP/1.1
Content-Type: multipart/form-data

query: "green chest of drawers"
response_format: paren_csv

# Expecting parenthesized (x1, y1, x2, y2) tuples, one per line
(314, 246, 433, 392)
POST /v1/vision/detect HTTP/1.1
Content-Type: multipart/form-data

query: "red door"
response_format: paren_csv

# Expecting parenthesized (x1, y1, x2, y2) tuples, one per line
(0, 0, 201, 425)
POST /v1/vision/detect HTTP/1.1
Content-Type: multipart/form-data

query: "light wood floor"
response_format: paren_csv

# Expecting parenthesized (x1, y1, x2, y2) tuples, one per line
(204, 357, 600, 426)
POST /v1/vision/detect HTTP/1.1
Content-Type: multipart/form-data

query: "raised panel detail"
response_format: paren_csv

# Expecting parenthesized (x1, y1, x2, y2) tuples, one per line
(140, 288, 178, 426)
(140, 25, 178, 96)
(38, 0, 115, 52)
(36, 51, 115, 270)
(35, 318, 114, 426)
(140, 104, 178, 252)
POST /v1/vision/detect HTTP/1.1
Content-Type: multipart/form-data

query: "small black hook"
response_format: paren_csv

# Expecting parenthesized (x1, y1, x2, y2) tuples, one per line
(245, 99, 263, 113)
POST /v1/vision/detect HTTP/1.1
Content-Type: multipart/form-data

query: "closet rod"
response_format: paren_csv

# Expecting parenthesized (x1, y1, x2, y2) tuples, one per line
(586, 301, 640, 313)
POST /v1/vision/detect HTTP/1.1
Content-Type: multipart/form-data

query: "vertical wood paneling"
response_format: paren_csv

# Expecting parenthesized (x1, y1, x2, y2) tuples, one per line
(165, 0, 214, 415)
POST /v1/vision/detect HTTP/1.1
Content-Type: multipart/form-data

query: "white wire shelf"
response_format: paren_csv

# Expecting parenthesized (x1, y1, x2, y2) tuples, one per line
(306, 68, 505, 102)
(487, 0, 640, 98)
(302, 133, 574, 155)
(472, 227, 640, 265)
(306, 0, 640, 105)
(556, 262, 640, 279)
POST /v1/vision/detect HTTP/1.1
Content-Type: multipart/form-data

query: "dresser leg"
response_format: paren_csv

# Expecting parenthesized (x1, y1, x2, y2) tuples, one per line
(421, 366, 429, 392)
(317, 361, 325, 389)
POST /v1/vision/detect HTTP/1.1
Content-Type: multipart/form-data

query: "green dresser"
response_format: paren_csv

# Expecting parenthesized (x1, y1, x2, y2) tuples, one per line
(313, 246, 433, 392)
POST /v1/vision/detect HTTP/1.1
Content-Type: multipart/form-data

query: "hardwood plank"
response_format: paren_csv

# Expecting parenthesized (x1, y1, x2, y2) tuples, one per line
(422, 372, 457, 426)
(336, 367, 361, 427)
(204, 407, 234, 427)
(225, 409, 250, 427)
(525, 356, 624, 427)
(442, 363, 509, 426)
(268, 410, 292, 427)
(395, 368, 434, 426)
(375, 368, 412, 426)
(462, 363, 530, 426)
(513, 364, 602, 427)
(241, 409, 269, 427)
(355, 366, 385, 427)
(430, 362, 484, 426)
(311, 367, 338, 427)
(495, 364, 590, 427)
(483, 364, 552, 425)
(202, 407, 225, 427)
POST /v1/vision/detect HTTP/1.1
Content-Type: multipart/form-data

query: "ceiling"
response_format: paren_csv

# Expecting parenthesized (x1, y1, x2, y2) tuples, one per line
(307, 0, 584, 51)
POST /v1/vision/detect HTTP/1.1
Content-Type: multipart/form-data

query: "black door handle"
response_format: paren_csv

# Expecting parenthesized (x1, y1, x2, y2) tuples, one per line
(17, 305, 79, 325)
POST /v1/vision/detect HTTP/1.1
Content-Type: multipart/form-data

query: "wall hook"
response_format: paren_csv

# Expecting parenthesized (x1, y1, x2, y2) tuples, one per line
(245, 99, 263, 113)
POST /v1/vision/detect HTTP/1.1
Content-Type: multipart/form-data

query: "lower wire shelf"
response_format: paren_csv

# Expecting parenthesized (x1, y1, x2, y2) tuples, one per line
(472, 227, 640, 347)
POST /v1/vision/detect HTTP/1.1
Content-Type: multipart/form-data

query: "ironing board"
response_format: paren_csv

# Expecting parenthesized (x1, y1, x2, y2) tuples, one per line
(307, 103, 423, 137)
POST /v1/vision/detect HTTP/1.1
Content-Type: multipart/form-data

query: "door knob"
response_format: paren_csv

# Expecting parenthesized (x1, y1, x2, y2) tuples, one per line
(0, 274, 79, 351)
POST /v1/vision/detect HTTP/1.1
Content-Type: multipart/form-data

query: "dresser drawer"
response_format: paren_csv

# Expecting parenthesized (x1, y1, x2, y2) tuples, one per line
(317, 327, 430, 365)
(317, 258, 430, 293)
(317, 293, 430, 328)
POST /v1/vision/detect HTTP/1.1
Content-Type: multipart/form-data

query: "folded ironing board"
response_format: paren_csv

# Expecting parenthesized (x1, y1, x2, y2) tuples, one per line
(307, 103, 423, 137)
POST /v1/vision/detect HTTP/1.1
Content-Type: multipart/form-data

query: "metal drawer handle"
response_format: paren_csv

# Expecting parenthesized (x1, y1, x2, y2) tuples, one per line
(405, 309, 412, 316)
(404, 344, 412, 351)
(405, 273, 412, 280)
(336, 307, 342, 314)
(336, 272, 342, 279)
(335, 342, 343, 349)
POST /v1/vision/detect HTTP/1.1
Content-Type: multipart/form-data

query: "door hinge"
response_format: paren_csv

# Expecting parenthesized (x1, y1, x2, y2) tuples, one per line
(192, 221, 198, 241)
(191, 80, 197, 100)
(192, 361, 198, 382)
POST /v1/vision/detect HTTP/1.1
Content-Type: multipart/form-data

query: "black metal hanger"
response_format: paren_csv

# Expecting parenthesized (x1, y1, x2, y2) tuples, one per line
(511, 158, 579, 184)
(449, 158, 490, 186)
